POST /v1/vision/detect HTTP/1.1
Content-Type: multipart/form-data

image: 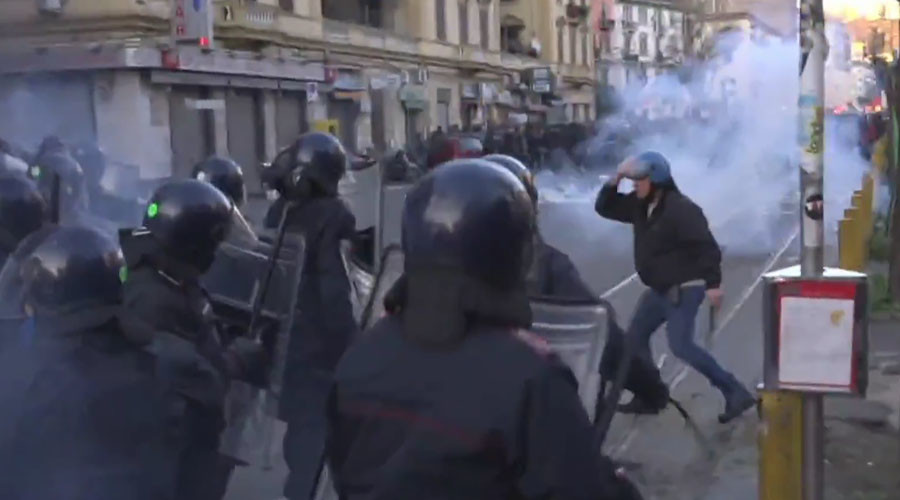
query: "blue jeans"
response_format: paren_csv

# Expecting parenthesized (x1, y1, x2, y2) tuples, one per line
(627, 286, 739, 394)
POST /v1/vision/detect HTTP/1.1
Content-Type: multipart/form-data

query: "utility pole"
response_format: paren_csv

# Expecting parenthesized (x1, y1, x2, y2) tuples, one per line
(761, 5, 870, 500)
(797, 0, 827, 498)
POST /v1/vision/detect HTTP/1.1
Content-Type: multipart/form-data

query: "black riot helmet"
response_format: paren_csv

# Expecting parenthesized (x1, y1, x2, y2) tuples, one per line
(402, 159, 536, 291)
(0, 174, 47, 254)
(192, 155, 246, 207)
(70, 142, 107, 189)
(142, 179, 233, 273)
(262, 132, 347, 200)
(0, 225, 124, 317)
(483, 154, 539, 205)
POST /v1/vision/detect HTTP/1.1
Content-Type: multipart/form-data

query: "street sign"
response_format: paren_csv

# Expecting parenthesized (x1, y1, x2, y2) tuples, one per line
(761, 266, 868, 396)
(171, 0, 213, 47)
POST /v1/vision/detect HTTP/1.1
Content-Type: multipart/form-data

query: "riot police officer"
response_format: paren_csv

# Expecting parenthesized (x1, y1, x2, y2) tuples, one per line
(0, 225, 178, 500)
(71, 142, 144, 227)
(0, 137, 30, 176)
(28, 150, 91, 225)
(261, 132, 358, 500)
(118, 179, 263, 500)
(483, 154, 596, 300)
(0, 174, 46, 269)
(191, 155, 258, 246)
(326, 159, 641, 499)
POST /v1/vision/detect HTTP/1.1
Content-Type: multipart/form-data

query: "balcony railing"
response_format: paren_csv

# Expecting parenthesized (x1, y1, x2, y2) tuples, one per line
(216, 1, 279, 31)
(321, 19, 419, 55)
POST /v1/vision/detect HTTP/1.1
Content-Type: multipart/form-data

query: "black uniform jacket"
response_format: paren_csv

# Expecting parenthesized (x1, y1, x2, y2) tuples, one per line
(326, 314, 627, 499)
(0, 314, 178, 500)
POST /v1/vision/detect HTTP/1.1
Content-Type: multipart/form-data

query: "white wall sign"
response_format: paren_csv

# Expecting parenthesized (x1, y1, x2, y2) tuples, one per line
(778, 296, 855, 390)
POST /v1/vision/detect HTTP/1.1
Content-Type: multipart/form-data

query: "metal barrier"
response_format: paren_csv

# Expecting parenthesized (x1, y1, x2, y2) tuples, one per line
(529, 298, 610, 419)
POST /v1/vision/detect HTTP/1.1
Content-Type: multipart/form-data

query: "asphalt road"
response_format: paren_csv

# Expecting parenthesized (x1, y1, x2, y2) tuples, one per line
(226, 193, 805, 499)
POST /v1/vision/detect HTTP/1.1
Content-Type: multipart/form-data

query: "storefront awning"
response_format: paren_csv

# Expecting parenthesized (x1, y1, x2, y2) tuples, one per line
(501, 14, 525, 28)
(331, 90, 366, 101)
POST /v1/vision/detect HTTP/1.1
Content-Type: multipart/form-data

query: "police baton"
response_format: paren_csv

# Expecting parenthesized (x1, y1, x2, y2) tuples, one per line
(49, 171, 61, 224)
(593, 321, 637, 451)
(247, 201, 296, 342)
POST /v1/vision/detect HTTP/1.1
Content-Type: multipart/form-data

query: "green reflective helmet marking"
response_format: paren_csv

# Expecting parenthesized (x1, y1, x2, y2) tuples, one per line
(29, 166, 40, 178)
(119, 266, 128, 284)
(147, 202, 159, 218)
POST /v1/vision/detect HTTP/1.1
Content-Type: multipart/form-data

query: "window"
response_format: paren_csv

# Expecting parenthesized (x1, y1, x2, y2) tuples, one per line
(639, 33, 648, 56)
(623, 5, 633, 22)
(437, 88, 451, 130)
(638, 6, 647, 24)
(459, 0, 469, 45)
(279, 0, 294, 12)
(569, 24, 576, 63)
(581, 31, 588, 65)
(479, 6, 489, 49)
(557, 22, 564, 62)
(436, 0, 447, 41)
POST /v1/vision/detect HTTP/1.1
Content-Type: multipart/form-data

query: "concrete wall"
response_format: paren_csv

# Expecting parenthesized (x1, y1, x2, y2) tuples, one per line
(93, 71, 171, 177)
(428, 68, 462, 131)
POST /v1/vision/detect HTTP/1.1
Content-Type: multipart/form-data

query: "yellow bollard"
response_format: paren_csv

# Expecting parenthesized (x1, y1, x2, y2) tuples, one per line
(841, 207, 865, 272)
(839, 217, 851, 269)
(759, 390, 805, 500)
(860, 175, 875, 240)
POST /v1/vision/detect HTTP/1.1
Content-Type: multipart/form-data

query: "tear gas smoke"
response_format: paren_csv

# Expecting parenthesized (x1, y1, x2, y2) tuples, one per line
(0, 78, 151, 234)
(537, 28, 871, 259)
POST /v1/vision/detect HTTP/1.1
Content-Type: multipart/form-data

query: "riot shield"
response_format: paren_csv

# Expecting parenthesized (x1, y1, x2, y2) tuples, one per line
(529, 297, 609, 420)
(341, 240, 371, 323)
(201, 237, 303, 328)
(374, 180, 412, 265)
(360, 244, 403, 330)
(201, 237, 305, 404)
(342, 239, 404, 330)
(339, 159, 379, 231)
(203, 235, 305, 466)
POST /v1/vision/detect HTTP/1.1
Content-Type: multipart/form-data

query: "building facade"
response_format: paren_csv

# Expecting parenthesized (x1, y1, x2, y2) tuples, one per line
(497, 0, 596, 125)
(0, 0, 597, 185)
(592, 0, 688, 91)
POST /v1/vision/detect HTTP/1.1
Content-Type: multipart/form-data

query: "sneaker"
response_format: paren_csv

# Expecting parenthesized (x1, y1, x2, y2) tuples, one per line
(718, 385, 756, 424)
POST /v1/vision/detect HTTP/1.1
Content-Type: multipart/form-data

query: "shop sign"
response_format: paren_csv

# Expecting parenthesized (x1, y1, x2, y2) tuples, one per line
(496, 90, 516, 106)
(329, 69, 366, 91)
(399, 84, 428, 110)
(461, 83, 480, 100)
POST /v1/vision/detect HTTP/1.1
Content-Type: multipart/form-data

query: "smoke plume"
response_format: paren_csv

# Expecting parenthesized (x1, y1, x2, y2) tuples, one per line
(537, 27, 871, 258)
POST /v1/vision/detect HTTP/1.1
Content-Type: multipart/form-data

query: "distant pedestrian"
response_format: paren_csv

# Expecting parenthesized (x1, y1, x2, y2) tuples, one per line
(594, 152, 755, 423)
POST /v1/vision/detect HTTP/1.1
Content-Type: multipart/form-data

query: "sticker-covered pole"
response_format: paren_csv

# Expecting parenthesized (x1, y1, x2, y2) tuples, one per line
(798, 1, 827, 499)
(799, 0, 826, 277)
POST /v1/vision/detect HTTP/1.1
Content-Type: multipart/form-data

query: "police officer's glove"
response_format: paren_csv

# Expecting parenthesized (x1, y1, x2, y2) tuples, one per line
(225, 337, 269, 388)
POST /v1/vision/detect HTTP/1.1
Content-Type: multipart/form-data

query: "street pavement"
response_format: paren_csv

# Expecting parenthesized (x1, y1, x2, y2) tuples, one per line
(226, 195, 803, 499)
(541, 198, 802, 499)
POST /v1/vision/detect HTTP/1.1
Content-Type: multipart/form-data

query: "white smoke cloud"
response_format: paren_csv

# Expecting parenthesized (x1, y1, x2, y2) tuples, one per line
(537, 28, 871, 257)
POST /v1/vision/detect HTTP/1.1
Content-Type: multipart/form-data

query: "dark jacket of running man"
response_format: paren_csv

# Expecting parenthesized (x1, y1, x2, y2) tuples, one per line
(594, 151, 754, 424)
(595, 172, 721, 294)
